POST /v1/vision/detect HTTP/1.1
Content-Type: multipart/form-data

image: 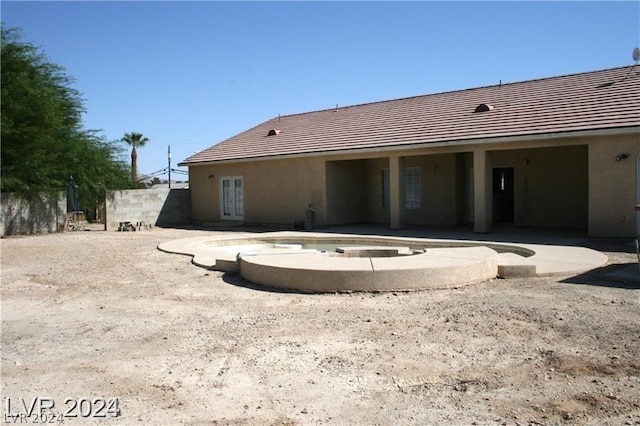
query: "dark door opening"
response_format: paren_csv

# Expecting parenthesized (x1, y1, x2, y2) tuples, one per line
(492, 167, 515, 223)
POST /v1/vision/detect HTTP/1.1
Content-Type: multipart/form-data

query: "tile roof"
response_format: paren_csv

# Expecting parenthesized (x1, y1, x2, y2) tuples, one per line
(181, 66, 640, 166)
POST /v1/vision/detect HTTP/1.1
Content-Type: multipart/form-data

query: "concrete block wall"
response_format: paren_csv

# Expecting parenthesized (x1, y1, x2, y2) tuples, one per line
(1, 191, 67, 236)
(104, 188, 190, 231)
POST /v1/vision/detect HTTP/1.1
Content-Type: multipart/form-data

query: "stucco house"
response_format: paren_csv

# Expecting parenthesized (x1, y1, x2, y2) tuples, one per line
(181, 66, 640, 238)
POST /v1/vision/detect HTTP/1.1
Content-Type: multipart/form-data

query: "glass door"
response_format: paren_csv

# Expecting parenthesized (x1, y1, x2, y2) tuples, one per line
(220, 176, 244, 221)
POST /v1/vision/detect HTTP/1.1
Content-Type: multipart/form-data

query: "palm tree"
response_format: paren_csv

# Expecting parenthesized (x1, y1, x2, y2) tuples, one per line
(121, 132, 149, 184)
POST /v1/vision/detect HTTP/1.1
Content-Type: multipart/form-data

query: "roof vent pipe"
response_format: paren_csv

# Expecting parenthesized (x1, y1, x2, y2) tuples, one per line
(267, 129, 282, 136)
(474, 103, 494, 113)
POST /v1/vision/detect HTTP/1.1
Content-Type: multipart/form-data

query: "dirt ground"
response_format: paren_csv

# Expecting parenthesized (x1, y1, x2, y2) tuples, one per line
(1, 226, 639, 425)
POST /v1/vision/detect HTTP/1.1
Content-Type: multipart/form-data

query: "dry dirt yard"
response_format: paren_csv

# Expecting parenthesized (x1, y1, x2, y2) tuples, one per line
(1, 227, 639, 425)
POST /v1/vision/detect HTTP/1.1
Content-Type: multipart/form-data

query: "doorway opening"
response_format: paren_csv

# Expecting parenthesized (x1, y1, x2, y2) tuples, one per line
(492, 167, 515, 224)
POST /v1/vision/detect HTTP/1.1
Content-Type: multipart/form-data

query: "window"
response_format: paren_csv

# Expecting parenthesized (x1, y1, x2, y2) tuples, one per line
(381, 167, 421, 209)
(381, 169, 390, 208)
(404, 167, 421, 209)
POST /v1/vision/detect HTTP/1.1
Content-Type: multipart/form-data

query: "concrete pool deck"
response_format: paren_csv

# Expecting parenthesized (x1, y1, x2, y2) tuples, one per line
(158, 230, 609, 292)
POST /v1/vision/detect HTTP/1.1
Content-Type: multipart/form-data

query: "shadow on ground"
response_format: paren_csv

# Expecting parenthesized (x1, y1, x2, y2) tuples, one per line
(561, 263, 640, 289)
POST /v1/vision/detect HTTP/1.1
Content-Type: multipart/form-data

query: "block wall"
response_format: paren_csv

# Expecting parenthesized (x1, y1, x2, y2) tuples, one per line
(0, 191, 67, 236)
(104, 188, 190, 230)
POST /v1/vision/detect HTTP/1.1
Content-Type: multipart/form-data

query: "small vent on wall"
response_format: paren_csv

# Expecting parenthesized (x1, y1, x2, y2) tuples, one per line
(267, 129, 282, 136)
(474, 103, 494, 113)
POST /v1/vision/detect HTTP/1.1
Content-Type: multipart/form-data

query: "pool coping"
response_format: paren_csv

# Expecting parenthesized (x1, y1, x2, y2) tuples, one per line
(158, 231, 608, 291)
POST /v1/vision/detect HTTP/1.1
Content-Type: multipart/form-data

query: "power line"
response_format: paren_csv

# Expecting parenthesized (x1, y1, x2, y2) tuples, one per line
(136, 167, 188, 183)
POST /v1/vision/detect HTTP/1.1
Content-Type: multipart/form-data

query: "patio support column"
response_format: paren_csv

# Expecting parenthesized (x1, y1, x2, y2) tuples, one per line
(473, 149, 492, 233)
(390, 155, 405, 229)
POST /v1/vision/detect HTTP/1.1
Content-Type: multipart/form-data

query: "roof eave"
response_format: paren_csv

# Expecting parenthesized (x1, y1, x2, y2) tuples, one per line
(179, 125, 640, 167)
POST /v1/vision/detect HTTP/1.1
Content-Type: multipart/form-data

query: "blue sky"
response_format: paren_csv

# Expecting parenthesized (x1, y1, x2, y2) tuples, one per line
(2, 1, 639, 178)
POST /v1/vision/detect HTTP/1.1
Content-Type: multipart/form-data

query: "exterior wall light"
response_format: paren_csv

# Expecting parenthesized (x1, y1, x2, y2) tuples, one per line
(615, 153, 629, 161)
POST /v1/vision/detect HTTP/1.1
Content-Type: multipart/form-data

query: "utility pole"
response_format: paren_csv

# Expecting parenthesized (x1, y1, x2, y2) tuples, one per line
(168, 145, 172, 189)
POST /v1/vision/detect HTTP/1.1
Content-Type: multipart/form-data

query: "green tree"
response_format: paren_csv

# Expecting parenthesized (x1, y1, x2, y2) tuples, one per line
(121, 132, 149, 184)
(1, 25, 131, 213)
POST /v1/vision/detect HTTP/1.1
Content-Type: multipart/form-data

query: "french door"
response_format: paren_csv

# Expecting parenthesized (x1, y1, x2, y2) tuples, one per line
(220, 177, 244, 221)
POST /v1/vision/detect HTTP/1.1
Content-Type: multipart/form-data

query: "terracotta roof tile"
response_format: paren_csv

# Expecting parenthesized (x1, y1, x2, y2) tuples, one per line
(181, 66, 640, 165)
